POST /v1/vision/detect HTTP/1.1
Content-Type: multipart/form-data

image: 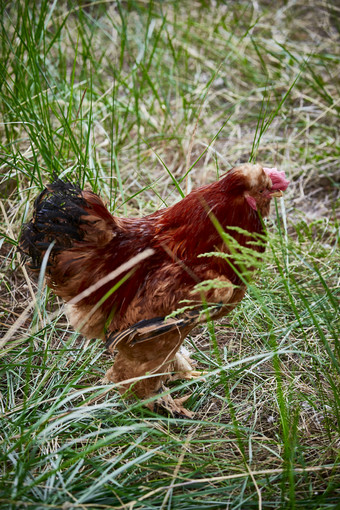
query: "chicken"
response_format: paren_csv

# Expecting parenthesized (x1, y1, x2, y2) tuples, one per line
(20, 163, 289, 417)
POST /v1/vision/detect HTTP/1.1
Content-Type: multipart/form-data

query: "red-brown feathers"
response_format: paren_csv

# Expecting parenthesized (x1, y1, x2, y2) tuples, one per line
(20, 164, 289, 340)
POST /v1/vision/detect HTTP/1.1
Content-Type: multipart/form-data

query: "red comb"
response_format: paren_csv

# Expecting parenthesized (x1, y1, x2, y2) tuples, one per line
(263, 167, 290, 191)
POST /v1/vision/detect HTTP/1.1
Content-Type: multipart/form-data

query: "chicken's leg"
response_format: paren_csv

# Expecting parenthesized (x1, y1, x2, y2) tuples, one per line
(105, 355, 195, 418)
(105, 310, 215, 418)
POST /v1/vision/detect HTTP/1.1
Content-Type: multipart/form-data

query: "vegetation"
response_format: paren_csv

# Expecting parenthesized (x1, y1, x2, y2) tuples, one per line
(0, 1, 339, 508)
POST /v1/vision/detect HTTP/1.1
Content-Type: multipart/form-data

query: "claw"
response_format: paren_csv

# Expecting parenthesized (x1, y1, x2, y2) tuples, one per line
(146, 387, 194, 418)
(174, 393, 192, 405)
(169, 369, 207, 382)
(169, 352, 207, 382)
(164, 395, 194, 419)
(185, 370, 207, 380)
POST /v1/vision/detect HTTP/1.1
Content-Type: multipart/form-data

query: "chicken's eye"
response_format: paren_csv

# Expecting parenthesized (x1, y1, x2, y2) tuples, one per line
(259, 189, 264, 194)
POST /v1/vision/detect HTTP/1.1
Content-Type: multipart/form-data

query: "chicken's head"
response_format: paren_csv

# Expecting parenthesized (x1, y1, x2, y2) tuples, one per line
(236, 163, 289, 217)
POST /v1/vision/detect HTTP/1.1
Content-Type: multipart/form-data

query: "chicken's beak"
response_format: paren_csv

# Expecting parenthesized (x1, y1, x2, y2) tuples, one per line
(270, 190, 283, 198)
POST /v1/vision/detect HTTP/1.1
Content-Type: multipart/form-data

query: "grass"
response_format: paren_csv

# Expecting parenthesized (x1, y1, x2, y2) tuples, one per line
(0, 0, 339, 508)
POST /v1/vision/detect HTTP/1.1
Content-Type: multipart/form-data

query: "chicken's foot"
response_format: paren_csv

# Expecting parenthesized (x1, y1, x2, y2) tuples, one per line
(169, 351, 207, 382)
(147, 385, 194, 419)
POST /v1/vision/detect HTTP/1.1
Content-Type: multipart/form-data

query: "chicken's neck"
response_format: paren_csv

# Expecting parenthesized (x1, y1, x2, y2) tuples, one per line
(153, 188, 266, 261)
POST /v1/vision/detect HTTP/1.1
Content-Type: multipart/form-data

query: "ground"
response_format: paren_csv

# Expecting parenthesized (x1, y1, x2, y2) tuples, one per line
(0, 1, 339, 509)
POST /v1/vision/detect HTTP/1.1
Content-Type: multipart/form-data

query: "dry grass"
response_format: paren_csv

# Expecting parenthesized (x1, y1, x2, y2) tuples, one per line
(0, 1, 339, 508)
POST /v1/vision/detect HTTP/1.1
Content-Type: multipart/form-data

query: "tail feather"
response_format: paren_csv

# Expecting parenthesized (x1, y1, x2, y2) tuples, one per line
(20, 181, 86, 267)
(19, 178, 115, 298)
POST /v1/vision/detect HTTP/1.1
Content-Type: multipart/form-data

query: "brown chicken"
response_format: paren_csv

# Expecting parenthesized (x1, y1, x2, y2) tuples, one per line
(20, 163, 289, 417)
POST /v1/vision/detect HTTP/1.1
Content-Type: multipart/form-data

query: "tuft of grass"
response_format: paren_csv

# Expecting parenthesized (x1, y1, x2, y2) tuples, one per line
(1, 1, 339, 509)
